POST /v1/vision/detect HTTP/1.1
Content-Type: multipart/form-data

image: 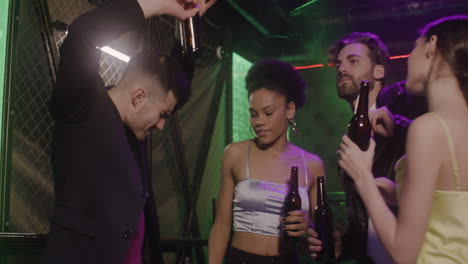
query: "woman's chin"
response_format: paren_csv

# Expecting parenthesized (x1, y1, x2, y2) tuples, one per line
(254, 137, 273, 149)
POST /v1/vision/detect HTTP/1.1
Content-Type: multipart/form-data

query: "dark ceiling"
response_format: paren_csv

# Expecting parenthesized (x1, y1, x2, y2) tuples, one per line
(204, 0, 468, 65)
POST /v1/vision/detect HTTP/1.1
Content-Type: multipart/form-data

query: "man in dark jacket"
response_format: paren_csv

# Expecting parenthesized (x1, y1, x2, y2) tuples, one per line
(308, 32, 426, 263)
(46, 0, 215, 263)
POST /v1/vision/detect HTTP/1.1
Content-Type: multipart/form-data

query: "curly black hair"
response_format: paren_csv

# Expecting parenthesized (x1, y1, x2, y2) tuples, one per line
(245, 58, 306, 109)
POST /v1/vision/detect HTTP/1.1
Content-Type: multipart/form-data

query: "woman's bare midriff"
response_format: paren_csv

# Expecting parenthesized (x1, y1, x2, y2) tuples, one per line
(230, 231, 281, 256)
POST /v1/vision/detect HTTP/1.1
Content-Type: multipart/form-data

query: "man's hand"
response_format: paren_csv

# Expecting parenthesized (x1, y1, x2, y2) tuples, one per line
(307, 228, 342, 259)
(178, 0, 217, 16)
(138, 0, 217, 20)
(369, 106, 395, 137)
(339, 136, 375, 186)
(196, 0, 217, 16)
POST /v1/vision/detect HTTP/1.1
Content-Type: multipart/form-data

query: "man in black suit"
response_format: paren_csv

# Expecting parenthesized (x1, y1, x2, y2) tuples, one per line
(46, 0, 215, 263)
(308, 32, 426, 263)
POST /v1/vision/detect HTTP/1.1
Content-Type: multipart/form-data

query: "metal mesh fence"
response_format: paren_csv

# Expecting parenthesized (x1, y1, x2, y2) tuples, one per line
(8, 0, 129, 235)
(47, 0, 94, 25)
(98, 53, 127, 86)
(147, 16, 177, 56)
(48, 0, 128, 86)
(8, 0, 56, 234)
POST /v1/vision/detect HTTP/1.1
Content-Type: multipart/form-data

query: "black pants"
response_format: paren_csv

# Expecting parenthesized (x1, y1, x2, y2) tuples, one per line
(225, 247, 300, 264)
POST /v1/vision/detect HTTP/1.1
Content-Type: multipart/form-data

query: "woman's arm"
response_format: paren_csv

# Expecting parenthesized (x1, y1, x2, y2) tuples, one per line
(374, 177, 398, 208)
(208, 144, 237, 264)
(339, 115, 441, 263)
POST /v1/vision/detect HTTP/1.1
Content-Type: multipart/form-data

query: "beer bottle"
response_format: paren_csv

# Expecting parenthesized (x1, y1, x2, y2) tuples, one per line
(314, 176, 335, 263)
(341, 80, 372, 258)
(281, 166, 302, 254)
(178, 14, 201, 56)
(348, 80, 372, 150)
(174, 14, 201, 83)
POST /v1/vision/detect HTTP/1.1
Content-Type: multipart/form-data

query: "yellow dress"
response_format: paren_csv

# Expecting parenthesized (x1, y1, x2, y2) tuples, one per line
(394, 113, 468, 263)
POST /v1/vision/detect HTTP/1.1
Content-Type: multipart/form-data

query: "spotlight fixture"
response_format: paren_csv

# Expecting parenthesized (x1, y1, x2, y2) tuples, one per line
(99, 46, 130, 63)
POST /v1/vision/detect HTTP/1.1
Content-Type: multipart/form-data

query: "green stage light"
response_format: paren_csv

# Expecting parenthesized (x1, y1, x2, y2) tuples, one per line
(0, 0, 11, 161)
(0, 0, 11, 231)
(231, 53, 252, 143)
(288, 0, 320, 16)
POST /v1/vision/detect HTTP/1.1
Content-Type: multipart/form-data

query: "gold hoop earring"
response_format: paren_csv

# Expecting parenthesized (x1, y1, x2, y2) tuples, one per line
(288, 118, 300, 135)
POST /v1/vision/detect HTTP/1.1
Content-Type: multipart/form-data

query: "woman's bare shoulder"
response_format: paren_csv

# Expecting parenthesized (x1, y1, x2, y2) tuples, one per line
(291, 144, 325, 176)
(223, 140, 252, 160)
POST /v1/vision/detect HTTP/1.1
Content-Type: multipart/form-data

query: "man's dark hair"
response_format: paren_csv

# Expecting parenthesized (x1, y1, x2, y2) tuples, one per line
(245, 58, 306, 109)
(328, 32, 390, 84)
(125, 50, 191, 113)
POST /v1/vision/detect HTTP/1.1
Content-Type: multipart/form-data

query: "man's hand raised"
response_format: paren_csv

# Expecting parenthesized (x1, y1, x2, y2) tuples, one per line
(137, 0, 217, 20)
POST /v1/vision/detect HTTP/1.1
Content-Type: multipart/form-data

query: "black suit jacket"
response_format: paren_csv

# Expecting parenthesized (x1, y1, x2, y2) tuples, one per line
(46, 1, 163, 263)
(341, 81, 427, 263)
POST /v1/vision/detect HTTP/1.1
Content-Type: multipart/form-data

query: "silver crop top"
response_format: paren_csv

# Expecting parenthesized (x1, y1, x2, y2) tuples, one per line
(232, 143, 310, 237)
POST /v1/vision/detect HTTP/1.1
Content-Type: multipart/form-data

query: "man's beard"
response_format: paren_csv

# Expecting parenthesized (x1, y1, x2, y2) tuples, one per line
(336, 73, 375, 103)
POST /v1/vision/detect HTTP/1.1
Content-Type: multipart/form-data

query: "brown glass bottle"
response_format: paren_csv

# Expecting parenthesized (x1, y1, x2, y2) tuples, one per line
(280, 166, 302, 254)
(314, 176, 335, 263)
(178, 14, 201, 56)
(342, 80, 372, 259)
(348, 80, 372, 150)
(175, 14, 201, 83)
